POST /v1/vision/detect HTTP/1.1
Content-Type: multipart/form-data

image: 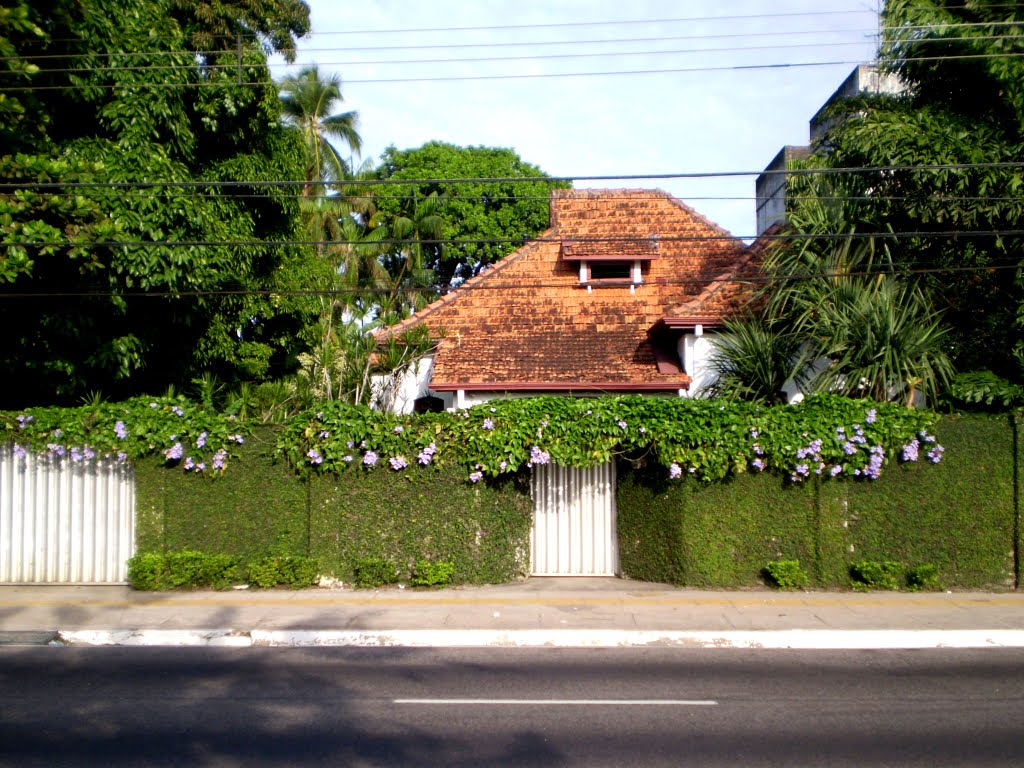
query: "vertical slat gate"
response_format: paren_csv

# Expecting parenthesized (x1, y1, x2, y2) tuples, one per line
(0, 444, 135, 583)
(530, 462, 618, 576)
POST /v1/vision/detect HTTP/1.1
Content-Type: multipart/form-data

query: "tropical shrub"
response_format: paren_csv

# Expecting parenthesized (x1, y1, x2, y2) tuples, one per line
(763, 559, 809, 590)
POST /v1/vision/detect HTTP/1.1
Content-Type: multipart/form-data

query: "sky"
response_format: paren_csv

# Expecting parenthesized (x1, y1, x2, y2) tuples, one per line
(269, 1, 882, 240)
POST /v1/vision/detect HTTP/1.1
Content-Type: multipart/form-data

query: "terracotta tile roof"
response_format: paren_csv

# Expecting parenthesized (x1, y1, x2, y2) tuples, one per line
(376, 189, 756, 392)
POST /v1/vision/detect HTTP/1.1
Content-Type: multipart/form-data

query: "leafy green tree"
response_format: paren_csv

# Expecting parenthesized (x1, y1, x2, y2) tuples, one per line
(373, 141, 571, 289)
(797, 0, 1024, 383)
(279, 65, 362, 197)
(0, 0, 326, 408)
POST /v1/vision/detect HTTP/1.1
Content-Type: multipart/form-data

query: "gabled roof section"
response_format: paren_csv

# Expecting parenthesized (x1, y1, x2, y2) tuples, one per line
(375, 189, 756, 391)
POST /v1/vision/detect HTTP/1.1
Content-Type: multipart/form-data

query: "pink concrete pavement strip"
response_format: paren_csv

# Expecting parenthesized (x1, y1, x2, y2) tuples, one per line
(1, 585, 1023, 638)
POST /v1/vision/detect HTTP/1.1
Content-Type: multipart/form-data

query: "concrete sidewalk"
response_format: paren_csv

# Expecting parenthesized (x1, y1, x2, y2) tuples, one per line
(2, 579, 1023, 648)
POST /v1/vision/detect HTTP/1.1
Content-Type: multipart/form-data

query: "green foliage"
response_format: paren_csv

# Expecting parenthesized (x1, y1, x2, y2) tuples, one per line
(786, 0, 1024, 383)
(849, 560, 904, 591)
(906, 564, 940, 592)
(247, 556, 319, 589)
(127, 551, 243, 590)
(763, 559, 809, 590)
(126, 553, 171, 591)
(352, 558, 401, 588)
(619, 414, 1016, 589)
(278, 394, 939, 485)
(373, 142, 571, 289)
(411, 559, 455, 587)
(1, 396, 249, 473)
(949, 371, 1024, 409)
(279, 65, 361, 194)
(701, 318, 807, 404)
(0, 0, 322, 407)
(763, 221, 954, 406)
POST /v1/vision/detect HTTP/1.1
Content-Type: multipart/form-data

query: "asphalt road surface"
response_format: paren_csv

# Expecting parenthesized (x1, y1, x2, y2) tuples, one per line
(1, 646, 1022, 767)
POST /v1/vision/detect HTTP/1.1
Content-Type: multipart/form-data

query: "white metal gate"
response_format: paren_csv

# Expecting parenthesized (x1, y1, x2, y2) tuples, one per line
(530, 462, 618, 576)
(0, 444, 135, 583)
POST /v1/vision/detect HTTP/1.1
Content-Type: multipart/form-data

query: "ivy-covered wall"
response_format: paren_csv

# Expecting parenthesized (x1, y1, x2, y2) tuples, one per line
(5, 396, 1020, 589)
(135, 427, 532, 583)
(619, 414, 1020, 589)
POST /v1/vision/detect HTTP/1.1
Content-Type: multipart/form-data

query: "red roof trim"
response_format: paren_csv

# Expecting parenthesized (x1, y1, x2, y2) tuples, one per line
(430, 380, 691, 392)
(561, 253, 658, 263)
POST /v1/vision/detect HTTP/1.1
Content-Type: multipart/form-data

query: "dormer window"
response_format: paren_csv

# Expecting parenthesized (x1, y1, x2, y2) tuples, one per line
(561, 238, 659, 289)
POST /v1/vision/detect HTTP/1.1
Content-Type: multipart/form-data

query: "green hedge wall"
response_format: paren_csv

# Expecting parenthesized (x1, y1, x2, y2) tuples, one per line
(135, 427, 532, 584)
(134, 414, 1021, 590)
(619, 414, 1020, 589)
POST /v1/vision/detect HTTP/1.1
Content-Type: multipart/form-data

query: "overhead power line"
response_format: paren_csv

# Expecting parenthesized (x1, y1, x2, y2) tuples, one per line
(5, 18, 1020, 63)
(3, 229, 1023, 251)
(4, 51, 1022, 91)
(3, 161, 1023, 191)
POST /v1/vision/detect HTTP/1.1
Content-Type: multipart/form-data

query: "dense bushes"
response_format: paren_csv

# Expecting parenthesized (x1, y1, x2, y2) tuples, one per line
(619, 413, 1019, 589)
(125, 551, 319, 590)
(133, 427, 532, 588)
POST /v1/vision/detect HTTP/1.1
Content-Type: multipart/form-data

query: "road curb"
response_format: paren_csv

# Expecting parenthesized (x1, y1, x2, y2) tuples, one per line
(49, 628, 1024, 649)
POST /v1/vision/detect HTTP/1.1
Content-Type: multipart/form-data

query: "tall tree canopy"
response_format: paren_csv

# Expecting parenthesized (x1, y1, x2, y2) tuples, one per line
(0, 0, 327, 408)
(372, 141, 571, 290)
(786, 0, 1024, 385)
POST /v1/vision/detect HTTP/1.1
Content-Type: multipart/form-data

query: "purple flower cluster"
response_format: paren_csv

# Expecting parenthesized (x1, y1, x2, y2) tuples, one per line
(13, 443, 27, 460)
(865, 409, 877, 424)
(853, 445, 884, 480)
(617, 420, 628, 431)
(212, 450, 227, 470)
(830, 464, 843, 477)
(927, 445, 944, 463)
(164, 442, 183, 461)
(306, 448, 323, 465)
(114, 421, 128, 439)
(47, 442, 65, 457)
(229, 434, 244, 445)
(751, 458, 766, 471)
(482, 418, 495, 431)
(195, 431, 207, 449)
(901, 439, 920, 462)
(527, 446, 551, 466)
(389, 456, 409, 470)
(469, 470, 484, 483)
(16, 414, 33, 429)
(669, 463, 683, 480)
(393, 425, 404, 434)
(417, 443, 437, 465)
(171, 406, 185, 417)
(363, 451, 379, 467)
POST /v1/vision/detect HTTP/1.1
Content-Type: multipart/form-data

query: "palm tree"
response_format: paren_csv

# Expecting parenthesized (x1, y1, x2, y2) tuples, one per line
(760, 215, 954, 406)
(279, 65, 362, 196)
(701, 318, 808, 404)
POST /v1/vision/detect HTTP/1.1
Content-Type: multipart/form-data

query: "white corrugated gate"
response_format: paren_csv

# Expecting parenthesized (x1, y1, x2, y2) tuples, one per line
(0, 444, 135, 583)
(530, 462, 619, 576)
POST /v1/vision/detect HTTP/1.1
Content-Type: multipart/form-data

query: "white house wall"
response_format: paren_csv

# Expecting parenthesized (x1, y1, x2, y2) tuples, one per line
(678, 332, 722, 397)
(371, 356, 451, 414)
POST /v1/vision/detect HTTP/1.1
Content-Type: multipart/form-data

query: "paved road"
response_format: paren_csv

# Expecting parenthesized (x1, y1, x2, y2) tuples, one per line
(2, 647, 1023, 767)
